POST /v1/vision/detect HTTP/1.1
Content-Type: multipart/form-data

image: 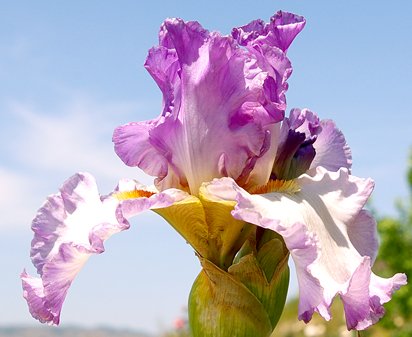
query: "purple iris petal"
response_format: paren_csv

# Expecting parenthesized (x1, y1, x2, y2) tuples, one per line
(272, 109, 320, 179)
(272, 128, 315, 180)
(112, 120, 169, 179)
(232, 11, 306, 52)
(273, 108, 352, 179)
(144, 46, 180, 115)
(284, 108, 322, 135)
(310, 119, 352, 171)
(231, 12, 305, 123)
(113, 12, 304, 194)
(340, 258, 406, 330)
(291, 140, 317, 177)
(245, 123, 281, 188)
(282, 108, 352, 173)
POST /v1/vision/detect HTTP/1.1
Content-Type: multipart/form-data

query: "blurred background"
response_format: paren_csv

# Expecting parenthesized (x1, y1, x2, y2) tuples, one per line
(1, 1, 411, 336)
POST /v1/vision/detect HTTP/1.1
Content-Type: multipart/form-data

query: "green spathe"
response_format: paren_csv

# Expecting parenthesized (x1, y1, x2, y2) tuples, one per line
(189, 234, 289, 337)
(155, 186, 290, 336)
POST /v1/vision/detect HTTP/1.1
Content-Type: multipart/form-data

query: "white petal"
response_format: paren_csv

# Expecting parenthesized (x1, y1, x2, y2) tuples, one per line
(205, 168, 405, 329)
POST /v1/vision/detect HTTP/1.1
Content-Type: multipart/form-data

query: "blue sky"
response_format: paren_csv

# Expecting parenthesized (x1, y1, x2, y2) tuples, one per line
(1, 0, 411, 334)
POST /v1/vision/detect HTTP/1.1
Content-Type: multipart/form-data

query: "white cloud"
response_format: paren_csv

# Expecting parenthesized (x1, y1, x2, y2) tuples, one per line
(15, 104, 93, 166)
(1, 96, 154, 232)
(0, 167, 39, 232)
(10, 98, 151, 180)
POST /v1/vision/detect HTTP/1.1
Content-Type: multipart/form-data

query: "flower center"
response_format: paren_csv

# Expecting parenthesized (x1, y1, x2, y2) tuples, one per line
(115, 189, 155, 200)
(249, 179, 301, 194)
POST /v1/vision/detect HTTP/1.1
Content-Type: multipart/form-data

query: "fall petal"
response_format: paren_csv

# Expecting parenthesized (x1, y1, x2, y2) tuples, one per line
(205, 168, 406, 329)
(347, 210, 379, 263)
(22, 173, 128, 324)
(340, 258, 407, 330)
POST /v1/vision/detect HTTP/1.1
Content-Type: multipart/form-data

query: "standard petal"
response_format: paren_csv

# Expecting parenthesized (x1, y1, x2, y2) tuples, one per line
(144, 46, 180, 115)
(273, 109, 352, 179)
(205, 168, 406, 330)
(244, 123, 281, 188)
(232, 11, 306, 52)
(272, 109, 320, 180)
(112, 121, 170, 179)
(283, 108, 321, 136)
(310, 119, 352, 172)
(272, 109, 315, 178)
(269, 11, 307, 52)
(231, 12, 305, 120)
(114, 13, 304, 194)
(22, 172, 128, 325)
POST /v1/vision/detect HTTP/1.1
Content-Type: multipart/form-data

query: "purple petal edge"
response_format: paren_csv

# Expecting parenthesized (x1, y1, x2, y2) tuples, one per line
(204, 173, 407, 330)
(340, 258, 407, 330)
(113, 12, 305, 194)
(21, 173, 129, 325)
(22, 173, 190, 325)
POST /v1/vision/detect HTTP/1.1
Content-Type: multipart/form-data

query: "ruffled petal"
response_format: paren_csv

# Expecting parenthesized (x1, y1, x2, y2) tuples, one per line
(112, 121, 169, 178)
(273, 109, 352, 179)
(114, 13, 304, 194)
(205, 168, 406, 330)
(144, 46, 180, 115)
(231, 12, 305, 122)
(232, 11, 306, 53)
(310, 119, 352, 172)
(21, 272, 55, 324)
(245, 123, 281, 188)
(340, 258, 407, 330)
(21, 173, 186, 325)
(22, 173, 128, 324)
(273, 109, 320, 180)
(282, 108, 321, 136)
(269, 11, 307, 52)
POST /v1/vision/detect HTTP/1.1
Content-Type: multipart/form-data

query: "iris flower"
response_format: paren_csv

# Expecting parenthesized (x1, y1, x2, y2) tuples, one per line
(22, 11, 405, 332)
